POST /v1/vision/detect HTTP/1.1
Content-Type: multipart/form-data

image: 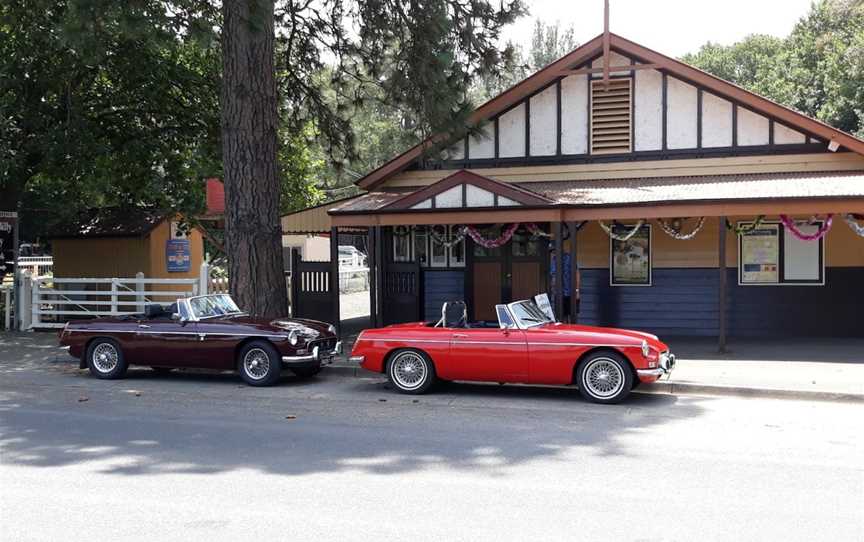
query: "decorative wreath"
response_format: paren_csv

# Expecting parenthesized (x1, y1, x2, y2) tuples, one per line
(598, 220, 646, 242)
(844, 214, 864, 237)
(465, 223, 520, 248)
(657, 217, 706, 241)
(726, 215, 767, 235)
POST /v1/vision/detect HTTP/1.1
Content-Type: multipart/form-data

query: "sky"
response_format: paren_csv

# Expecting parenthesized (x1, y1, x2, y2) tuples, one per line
(504, 0, 816, 58)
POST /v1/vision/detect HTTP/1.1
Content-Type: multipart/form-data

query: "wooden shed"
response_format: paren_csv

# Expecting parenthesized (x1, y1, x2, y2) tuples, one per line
(48, 208, 204, 280)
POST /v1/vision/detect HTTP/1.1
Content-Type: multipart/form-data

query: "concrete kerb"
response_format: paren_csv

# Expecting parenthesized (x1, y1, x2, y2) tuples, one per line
(323, 361, 864, 404)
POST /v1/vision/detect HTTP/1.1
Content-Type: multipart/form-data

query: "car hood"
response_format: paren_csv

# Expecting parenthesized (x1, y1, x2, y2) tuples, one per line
(217, 316, 334, 340)
(535, 323, 669, 351)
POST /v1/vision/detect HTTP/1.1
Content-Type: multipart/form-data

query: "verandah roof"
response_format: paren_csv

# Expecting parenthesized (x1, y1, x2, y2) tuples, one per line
(327, 170, 864, 225)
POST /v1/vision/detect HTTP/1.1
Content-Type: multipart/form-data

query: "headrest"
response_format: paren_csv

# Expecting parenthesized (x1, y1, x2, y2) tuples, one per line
(144, 304, 164, 318)
(442, 301, 467, 328)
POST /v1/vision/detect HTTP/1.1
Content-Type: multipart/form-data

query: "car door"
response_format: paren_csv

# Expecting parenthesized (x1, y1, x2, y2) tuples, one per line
(447, 325, 528, 383)
(134, 306, 201, 367)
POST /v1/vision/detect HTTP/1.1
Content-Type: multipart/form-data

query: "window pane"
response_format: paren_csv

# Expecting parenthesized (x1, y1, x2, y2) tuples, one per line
(415, 228, 428, 267)
(449, 226, 465, 267)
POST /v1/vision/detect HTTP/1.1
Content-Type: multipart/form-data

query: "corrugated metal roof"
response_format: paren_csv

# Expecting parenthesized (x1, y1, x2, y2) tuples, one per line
(329, 171, 864, 214)
(519, 171, 864, 206)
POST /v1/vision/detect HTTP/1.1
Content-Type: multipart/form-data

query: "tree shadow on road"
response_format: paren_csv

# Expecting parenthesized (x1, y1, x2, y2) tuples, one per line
(1, 332, 710, 479)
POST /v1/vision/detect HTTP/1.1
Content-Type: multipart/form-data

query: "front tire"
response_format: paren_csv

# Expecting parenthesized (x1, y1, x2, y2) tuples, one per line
(238, 341, 282, 386)
(86, 339, 128, 380)
(577, 351, 633, 404)
(387, 349, 436, 394)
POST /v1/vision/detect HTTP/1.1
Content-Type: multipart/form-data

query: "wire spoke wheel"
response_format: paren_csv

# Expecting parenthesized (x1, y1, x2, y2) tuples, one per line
(391, 352, 428, 390)
(243, 348, 271, 381)
(583, 357, 624, 399)
(92, 343, 119, 373)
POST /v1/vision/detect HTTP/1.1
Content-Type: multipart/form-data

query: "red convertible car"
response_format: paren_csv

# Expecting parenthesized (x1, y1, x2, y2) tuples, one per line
(59, 293, 341, 386)
(348, 299, 675, 403)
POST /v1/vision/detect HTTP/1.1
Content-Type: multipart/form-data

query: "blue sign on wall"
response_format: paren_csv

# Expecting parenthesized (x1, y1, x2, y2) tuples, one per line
(166, 239, 191, 273)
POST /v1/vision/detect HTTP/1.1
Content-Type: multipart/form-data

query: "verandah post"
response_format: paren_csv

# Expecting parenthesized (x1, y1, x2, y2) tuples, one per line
(568, 221, 579, 323)
(718, 216, 728, 353)
(553, 222, 564, 320)
(329, 226, 341, 335)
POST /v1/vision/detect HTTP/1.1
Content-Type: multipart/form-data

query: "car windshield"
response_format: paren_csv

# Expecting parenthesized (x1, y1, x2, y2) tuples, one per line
(189, 294, 243, 319)
(508, 300, 554, 328)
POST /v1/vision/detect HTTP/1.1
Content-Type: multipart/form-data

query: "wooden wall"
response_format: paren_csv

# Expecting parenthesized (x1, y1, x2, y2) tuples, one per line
(52, 237, 150, 278)
(575, 216, 864, 269)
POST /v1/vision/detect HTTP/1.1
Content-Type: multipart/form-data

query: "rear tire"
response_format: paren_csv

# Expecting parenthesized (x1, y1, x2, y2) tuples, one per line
(577, 351, 633, 404)
(289, 366, 322, 378)
(86, 339, 128, 380)
(386, 349, 436, 395)
(238, 341, 282, 386)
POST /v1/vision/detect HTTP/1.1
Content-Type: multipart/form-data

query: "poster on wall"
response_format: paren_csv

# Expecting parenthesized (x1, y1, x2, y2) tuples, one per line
(166, 238, 191, 273)
(740, 224, 780, 284)
(0, 212, 17, 279)
(610, 224, 651, 286)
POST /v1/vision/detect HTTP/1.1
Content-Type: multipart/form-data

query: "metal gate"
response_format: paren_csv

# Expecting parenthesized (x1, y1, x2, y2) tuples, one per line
(290, 252, 336, 323)
(382, 261, 421, 325)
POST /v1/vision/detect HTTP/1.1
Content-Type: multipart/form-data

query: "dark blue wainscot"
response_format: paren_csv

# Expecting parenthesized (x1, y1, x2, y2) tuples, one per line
(423, 270, 465, 322)
(579, 267, 864, 338)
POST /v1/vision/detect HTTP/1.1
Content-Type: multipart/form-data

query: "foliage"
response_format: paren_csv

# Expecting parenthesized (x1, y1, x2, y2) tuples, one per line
(683, 0, 864, 137)
(0, 0, 222, 228)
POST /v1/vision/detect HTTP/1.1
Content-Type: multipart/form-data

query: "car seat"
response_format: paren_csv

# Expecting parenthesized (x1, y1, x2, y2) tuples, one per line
(436, 301, 467, 328)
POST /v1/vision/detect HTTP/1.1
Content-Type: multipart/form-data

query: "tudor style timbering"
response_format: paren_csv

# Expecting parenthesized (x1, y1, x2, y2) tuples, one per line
(446, 52, 815, 166)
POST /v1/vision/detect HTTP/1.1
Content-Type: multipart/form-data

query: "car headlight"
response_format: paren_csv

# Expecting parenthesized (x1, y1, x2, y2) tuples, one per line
(288, 330, 299, 346)
(641, 339, 650, 358)
(327, 324, 336, 335)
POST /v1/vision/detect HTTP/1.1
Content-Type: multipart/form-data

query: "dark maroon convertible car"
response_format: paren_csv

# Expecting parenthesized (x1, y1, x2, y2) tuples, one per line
(59, 294, 341, 386)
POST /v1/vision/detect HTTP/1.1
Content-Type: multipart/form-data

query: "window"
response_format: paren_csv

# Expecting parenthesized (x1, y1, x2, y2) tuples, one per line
(430, 226, 448, 267)
(496, 305, 515, 328)
(610, 223, 651, 286)
(590, 78, 632, 155)
(392, 228, 413, 262)
(449, 226, 465, 267)
(414, 228, 428, 267)
(738, 221, 825, 285)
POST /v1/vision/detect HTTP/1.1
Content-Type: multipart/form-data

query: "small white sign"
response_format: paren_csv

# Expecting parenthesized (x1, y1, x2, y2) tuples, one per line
(534, 293, 555, 322)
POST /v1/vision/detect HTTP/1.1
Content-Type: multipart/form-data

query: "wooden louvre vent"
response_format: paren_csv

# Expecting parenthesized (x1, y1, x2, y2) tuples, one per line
(590, 77, 632, 154)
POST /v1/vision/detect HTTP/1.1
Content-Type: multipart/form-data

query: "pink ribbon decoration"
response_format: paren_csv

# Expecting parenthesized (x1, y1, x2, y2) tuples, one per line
(779, 214, 833, 241)
(465, 223, 520, 248)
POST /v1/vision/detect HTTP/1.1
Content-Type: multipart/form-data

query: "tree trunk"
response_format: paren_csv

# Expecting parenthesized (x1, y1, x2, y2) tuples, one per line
(221, 0, 288, 317)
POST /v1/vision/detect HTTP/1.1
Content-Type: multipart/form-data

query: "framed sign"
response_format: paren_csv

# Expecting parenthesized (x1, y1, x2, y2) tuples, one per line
(166, 238, 191, 273)
(737, 221, 825, 286)
(0, 212, 17, 279)
(739, 223, 780, 284)
(610, 224, 651, 286)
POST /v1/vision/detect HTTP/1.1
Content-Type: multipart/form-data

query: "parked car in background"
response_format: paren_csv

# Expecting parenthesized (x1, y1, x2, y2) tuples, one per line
(59, 294, 341, 386)
(349, 299, 674, 404)
(338, 245, 367, 269)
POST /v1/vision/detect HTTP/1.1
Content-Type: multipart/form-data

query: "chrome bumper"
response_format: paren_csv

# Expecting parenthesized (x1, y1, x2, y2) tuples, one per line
(637, 351, 676, 377)
(282, 341, 342, 364)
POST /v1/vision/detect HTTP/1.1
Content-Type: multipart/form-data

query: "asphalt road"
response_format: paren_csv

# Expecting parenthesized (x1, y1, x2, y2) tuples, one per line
(1, 339, 862, 541)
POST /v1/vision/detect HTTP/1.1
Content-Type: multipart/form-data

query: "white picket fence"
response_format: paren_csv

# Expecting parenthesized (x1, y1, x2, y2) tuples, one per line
(21, 263, 212, 330)
(17, 256, 54, 277)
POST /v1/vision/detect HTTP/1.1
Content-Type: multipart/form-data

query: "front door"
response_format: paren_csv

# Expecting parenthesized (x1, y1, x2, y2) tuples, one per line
(447, 327, 528, 382)
(470, 226, 548, 321)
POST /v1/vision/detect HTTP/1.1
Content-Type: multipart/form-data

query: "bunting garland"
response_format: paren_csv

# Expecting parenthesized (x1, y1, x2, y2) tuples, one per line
(657, 217, 706, 240)
(465, 223, 520, 248)
(779, 214, 833, 241)
(598, 220, 645, 242)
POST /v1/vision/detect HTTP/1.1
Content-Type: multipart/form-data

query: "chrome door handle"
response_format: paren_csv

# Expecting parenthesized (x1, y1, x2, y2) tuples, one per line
(453, 333, 468, 339)
(137, 324, 151, 329)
